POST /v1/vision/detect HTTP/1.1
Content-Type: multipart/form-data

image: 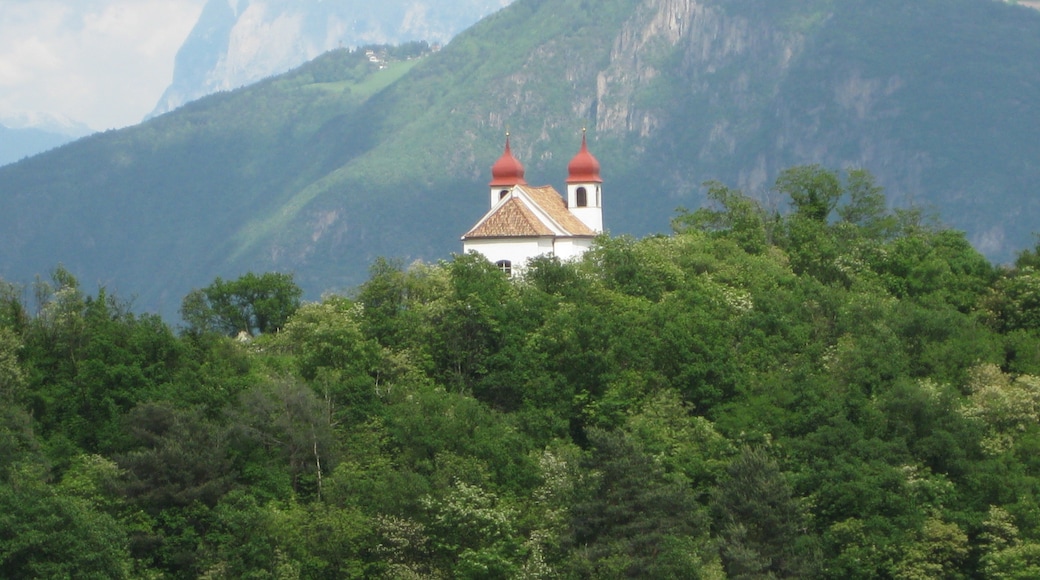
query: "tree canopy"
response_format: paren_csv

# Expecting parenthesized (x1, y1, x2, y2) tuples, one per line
(181, 272, 302, 337)
(4, 166, 1040, 577)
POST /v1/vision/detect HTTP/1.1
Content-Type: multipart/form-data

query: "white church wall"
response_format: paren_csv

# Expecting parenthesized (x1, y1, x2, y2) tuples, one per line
(552, 237, 594, 261)
(462, 237, 555, 273)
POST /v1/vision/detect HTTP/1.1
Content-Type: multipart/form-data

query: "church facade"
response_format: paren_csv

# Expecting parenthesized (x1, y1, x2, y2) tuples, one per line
(461, 131, 604, 275)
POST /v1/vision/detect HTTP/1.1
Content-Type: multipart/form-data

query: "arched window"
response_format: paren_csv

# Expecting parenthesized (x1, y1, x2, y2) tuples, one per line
(576, 187, 587, 207)
(499, 189, 509, 200)
(495, 260, 512, 276)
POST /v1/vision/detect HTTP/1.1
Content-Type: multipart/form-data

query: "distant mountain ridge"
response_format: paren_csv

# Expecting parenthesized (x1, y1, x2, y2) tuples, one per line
(151, 0, 514, 117)
(2, 0, 1040, 319)
(0, 113, 93, 167)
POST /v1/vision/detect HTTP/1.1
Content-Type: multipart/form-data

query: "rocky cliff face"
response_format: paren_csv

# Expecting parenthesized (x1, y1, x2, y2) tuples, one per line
(598, 1, 777, 135)
(596, 0, 804, 189)
(151, 0, 513, 118)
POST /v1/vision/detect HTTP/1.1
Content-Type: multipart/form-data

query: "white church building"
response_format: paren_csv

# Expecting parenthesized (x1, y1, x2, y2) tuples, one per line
(461, 131, 604, 275)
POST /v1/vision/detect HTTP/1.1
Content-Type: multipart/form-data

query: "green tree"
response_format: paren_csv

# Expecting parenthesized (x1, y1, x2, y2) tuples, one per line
(568, 428, 717, 578)
(117, 402, 234, 512)
(19, 270, 186, 453)
(711, 446, 818, 578)
(0, 463, 132, 579)
(233, 378, 337, 497)
(382, 384, 537, 494)
(624, 389, 734, 490)
(895, 515, 969, 580)
(1012, 236, 1040, 271)
(776, 165, 844, 223)
(353, 257, 409, 348)
(182, 272, 302, 337)
(0, 326, 25, 402)
(421, 480, 523, 578)
(961, 364, 1040, 455)
(0, 278, 27, 332)
(274, 296, 383, 423)
(980, 506, 1040, 579)
(673, 181, 771, 253)
(984, 267, 1040, 332)
(198, 490, 373, 579)
(836, 169, 897, 238)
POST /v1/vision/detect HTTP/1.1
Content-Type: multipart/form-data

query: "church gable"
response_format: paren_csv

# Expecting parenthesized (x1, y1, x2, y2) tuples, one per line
(463, 185, 595, 241)
(522, 185, 595, 237)
(463, 196, 555, 238)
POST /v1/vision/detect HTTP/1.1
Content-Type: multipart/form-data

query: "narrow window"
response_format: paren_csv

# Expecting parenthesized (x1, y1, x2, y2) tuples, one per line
(499, 190, 509, 200)
(576, 187, 587, 207)
(495, 260, 512, 276)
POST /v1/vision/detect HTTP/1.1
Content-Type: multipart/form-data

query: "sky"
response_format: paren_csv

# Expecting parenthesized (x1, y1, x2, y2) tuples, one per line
(0, 0, 207, 131)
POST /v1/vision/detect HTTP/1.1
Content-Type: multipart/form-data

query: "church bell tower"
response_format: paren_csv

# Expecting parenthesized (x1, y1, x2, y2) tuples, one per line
(565, 129, 603, 233)
(488, 133, 526, 207)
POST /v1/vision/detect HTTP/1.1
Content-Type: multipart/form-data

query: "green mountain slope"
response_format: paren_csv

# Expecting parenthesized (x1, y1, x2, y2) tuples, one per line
(2, 0, 1039, 317)
(0, 47, 423, 314)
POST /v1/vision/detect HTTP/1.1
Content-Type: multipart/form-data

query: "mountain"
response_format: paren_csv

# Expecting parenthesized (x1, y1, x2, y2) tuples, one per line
(2, 0, 1040, 319)
(0, 113, 93, 167)
(151, 0, 514, 117)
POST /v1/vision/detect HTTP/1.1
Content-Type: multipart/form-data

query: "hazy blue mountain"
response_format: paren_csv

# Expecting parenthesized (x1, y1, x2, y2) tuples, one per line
(0, 113, 92, 166)
(150, 0, 514, 117)
(2, 0, 1040, 320)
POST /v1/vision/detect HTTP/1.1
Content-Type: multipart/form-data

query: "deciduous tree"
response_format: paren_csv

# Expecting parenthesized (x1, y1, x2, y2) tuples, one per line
(181, 272, 302, 337)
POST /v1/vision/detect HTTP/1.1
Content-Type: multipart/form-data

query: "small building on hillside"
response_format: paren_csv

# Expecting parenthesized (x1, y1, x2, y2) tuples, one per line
(461, 131, 604, 275)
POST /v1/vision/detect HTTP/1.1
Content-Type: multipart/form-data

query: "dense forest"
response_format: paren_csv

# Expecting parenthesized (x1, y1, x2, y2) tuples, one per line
(5, 166, 1040, 578)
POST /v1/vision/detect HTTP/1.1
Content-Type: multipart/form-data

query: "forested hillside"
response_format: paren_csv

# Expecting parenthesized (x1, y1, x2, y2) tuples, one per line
(5, 167, 1040, 577)
(2, 0, 1039, 318)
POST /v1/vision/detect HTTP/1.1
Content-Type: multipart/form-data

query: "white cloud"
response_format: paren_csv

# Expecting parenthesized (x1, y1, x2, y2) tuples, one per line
(0, 0, 207, 130)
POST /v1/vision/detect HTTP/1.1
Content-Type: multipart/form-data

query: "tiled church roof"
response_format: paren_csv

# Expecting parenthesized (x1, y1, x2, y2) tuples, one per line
(462, 185, 595, 239)
(463, 197, 553, 237)
(523, 186, 595, 236)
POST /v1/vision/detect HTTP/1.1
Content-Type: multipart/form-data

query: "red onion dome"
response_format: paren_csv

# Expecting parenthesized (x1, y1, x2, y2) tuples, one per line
(566, 130, 602, 183)
(489, 134, 527, 187)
